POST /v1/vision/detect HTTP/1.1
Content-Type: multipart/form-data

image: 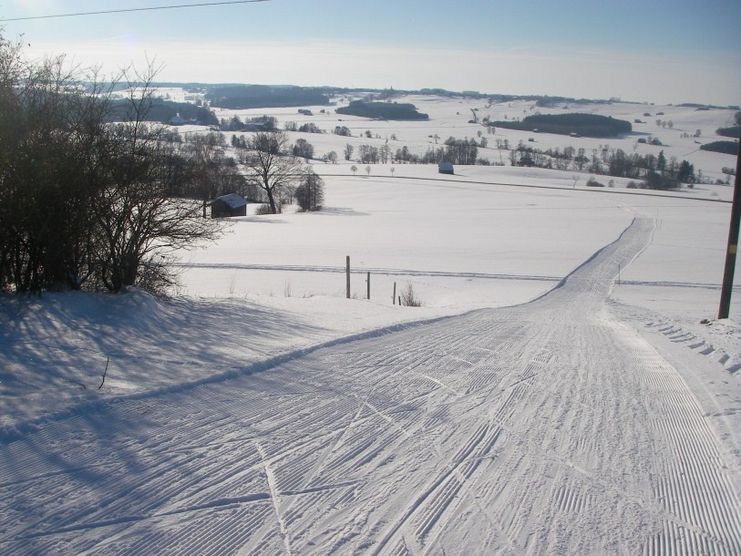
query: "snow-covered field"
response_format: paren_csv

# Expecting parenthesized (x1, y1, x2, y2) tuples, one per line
(215, 93, 739, 185)
(1, 92, 739, 554)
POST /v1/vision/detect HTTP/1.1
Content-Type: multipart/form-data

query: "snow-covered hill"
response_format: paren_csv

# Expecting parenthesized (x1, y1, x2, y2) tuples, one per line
(2, 217, 739, 554)
(1, 92, 739, 554)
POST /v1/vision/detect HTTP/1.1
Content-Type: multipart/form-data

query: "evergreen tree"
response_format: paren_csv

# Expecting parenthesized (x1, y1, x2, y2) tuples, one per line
(657, 150, 666, 175)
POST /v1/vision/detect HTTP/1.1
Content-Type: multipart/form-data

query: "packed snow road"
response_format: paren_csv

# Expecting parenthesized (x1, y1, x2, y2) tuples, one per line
(1, 217, 739, 555)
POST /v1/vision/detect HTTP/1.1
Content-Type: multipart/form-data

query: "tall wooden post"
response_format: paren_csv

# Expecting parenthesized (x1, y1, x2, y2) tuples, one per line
(718, 130, 741, 319)
(366, 272, 370, 300)
(346, 256, 351, 299)
(393, 282, 397, 305)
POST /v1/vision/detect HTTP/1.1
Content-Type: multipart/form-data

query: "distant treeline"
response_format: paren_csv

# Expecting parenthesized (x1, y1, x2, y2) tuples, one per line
(716, 126, 741, 138)
(509, 143, 694, 189)
(535, 96, 609, 108)
(179, 82, 615, 104)
(207, 85, 330, 109)
(336, 101, 429, 120)
(677, 102, 740, 110)
(91, 81, 741, 111)
(700, 141, 739, 156)
(107, 99, 218, 125)
(490, 113, 632, 138)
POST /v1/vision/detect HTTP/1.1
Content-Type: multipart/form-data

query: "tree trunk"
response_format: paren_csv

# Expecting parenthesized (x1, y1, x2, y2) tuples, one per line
(266, 189, 278, 214)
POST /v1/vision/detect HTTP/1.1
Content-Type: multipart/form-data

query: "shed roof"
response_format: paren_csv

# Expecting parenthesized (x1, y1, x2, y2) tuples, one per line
(212, 193, 247, 209)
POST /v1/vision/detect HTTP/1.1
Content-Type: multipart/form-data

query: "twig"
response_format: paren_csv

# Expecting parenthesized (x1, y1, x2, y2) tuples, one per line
(98, 357, 110, 390)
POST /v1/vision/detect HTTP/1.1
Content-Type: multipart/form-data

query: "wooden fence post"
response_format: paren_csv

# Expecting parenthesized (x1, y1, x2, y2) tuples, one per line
(346, 256, 350, 299)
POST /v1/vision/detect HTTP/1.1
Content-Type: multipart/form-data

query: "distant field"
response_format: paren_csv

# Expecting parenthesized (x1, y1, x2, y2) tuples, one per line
(191, 92, 739, 184)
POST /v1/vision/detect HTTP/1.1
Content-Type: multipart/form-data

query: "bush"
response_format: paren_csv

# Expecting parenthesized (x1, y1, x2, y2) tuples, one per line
(295, 171, 324, 211)
(643, 171, 678, 190)
(298, 122, 323, 134)
(586, 177, 605, 187)
(292, 138, 314, 160)
(255, 204, 273, 215)
(400, 283, 422, 307)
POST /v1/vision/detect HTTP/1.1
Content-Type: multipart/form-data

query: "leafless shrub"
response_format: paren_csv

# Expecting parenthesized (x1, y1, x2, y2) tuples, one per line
(400, 283, 422, 307)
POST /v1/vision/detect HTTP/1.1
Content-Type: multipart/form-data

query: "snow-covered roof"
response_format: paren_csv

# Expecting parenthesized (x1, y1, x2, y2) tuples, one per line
(212, 193, 247, 209)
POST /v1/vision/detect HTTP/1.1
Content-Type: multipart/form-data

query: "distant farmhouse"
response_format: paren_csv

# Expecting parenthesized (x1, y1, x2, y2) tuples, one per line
(210, 193, 247, 218)
(438, 162, 454, 175)
(169, 113, 188, 126)
(169, 112, 213, 126)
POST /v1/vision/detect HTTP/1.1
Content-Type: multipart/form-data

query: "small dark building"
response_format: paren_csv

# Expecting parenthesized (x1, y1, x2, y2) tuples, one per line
(438, 162, 454, 175)
(211, 193, 247, 218)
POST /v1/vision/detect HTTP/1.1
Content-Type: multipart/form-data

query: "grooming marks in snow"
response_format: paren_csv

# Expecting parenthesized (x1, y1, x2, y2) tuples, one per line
(1, 217, 739, 554)
(642, 319, 741, 374)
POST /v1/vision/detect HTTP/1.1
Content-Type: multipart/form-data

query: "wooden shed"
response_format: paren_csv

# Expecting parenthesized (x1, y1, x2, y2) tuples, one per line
(210, 193, 247, 218)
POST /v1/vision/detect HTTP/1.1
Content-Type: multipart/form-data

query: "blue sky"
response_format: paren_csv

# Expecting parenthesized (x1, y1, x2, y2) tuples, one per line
(2, 0, 740, 104)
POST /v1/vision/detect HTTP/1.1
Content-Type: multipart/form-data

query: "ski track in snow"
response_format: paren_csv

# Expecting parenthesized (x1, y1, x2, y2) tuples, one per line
(1, 217, 739, 554)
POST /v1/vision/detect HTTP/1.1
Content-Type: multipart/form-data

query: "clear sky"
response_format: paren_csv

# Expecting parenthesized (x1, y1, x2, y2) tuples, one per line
(2, 0, 740, 105)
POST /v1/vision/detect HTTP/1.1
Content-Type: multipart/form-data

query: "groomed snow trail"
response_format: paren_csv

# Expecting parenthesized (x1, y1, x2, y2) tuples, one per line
(1, 218, 739, 555)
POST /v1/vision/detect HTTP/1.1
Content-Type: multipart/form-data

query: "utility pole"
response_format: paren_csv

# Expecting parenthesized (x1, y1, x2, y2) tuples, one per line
(718, 130, 741, 319)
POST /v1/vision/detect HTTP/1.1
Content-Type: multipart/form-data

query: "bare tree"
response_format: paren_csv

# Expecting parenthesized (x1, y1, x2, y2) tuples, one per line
(183, 132, 228, 217)
(0, 36, 221, 294)
(0, 42, 115, 291)
(240, 131, 303, 214)
(91, 67, 220, 292)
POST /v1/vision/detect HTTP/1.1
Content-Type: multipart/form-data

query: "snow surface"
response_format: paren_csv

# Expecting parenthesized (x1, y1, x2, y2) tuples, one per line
(2, 217, 739, 554)
(1, 93, 740, 554)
